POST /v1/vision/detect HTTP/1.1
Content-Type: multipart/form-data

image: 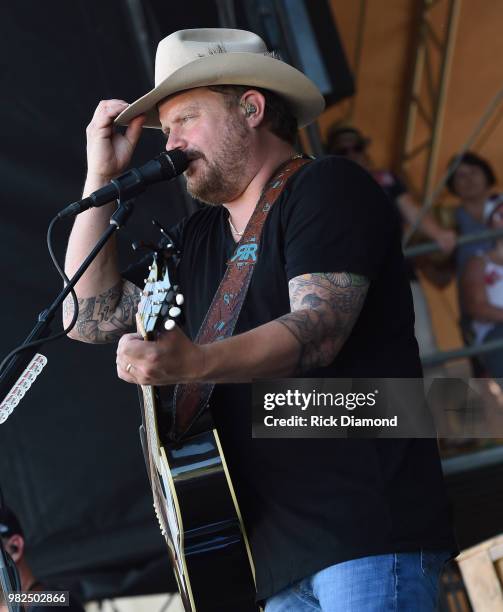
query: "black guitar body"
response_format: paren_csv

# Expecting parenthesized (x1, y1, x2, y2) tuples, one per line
(136, 249, 259, 611)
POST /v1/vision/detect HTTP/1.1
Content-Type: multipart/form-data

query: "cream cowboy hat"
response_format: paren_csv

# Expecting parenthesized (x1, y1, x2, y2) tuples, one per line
(114, 28, 325, 130)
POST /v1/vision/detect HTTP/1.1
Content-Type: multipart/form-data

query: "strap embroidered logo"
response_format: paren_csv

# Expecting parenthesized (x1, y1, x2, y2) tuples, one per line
(230, 242, 258, 263)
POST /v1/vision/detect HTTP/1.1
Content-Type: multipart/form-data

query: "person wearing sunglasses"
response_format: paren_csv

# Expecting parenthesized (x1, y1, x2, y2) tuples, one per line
(325, 126, 457, 258)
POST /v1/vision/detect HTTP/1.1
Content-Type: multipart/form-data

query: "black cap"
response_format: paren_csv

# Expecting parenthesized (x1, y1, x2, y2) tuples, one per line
(0, 507, 23, 538)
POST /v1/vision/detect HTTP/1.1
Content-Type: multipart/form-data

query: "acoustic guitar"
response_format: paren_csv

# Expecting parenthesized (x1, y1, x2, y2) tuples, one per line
(135, 242, 259, 611)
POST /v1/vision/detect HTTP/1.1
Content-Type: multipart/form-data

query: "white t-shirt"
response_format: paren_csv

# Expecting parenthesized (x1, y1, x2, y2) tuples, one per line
(472, 256, 503, 343)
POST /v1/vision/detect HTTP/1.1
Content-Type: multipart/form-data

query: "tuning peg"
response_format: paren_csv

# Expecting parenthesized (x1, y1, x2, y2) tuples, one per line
(164, 319, 176, 331)
(169, 306, 181, 318)
(175, 293, 184, 306)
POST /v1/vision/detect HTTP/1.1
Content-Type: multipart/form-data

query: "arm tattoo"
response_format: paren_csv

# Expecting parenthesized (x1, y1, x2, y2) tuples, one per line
(276, 272, 369, 374)
(64, 280, 140, 344)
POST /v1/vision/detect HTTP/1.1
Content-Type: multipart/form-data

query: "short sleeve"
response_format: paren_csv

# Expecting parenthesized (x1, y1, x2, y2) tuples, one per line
(282, 156, 399, 281)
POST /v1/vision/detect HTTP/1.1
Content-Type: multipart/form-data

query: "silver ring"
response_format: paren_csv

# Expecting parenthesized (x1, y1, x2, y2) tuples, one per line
(126, 362, 133, 374)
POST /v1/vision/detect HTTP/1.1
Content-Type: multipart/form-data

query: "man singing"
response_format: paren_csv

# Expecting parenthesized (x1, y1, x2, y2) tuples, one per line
(64, 28, 457, 611)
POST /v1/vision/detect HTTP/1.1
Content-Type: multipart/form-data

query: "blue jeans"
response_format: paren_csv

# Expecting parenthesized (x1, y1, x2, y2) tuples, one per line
(264, 550, 451, 611)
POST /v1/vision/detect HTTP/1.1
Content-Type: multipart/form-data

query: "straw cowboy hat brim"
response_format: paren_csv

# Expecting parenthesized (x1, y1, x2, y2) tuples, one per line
(114, 31, 325, 130)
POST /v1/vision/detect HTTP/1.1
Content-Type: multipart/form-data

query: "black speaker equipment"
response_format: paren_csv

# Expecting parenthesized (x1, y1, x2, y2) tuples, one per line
(234, 0, 355, 108)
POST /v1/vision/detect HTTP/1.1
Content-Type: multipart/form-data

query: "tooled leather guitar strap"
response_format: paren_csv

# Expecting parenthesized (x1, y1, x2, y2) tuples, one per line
(171, 155, 311, 441)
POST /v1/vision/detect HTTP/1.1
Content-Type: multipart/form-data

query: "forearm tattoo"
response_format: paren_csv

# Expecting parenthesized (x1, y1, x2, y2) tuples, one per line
(64, 280, 140, 343)
(277, 272, 369, 374)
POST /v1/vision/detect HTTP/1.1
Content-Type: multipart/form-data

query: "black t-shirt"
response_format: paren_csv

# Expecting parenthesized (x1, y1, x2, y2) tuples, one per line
(124, 156, 457, 601)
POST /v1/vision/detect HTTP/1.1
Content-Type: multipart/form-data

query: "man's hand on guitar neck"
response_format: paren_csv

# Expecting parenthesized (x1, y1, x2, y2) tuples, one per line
(116, 326, 206, 385)
(116, 272, 369, 386)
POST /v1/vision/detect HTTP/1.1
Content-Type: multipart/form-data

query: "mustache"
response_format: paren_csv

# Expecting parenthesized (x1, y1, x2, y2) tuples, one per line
(185, 149, 206, 162)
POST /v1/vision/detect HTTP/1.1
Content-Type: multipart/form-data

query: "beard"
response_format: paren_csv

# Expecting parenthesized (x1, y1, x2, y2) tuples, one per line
(184, 114, 252, 205)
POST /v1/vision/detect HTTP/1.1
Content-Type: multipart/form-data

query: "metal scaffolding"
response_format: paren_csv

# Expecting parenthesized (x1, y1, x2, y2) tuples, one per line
(399, 0, 461, 204)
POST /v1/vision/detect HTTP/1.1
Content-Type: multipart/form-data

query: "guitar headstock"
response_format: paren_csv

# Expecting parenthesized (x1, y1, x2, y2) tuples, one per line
(137, 246, 184, 338)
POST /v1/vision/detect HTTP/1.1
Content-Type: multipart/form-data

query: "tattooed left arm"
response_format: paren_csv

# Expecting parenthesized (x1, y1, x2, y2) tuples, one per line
(117, 272, 369, 385)
(276, 272, 369, 374)
(117, 271, 369, 385)
(195, 271, 369, 381)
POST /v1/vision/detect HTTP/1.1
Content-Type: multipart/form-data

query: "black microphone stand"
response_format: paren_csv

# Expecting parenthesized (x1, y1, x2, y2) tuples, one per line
(0, 198, 135, 407)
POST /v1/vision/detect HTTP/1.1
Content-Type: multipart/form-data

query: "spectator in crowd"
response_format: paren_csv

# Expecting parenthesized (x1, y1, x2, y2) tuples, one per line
(326, 125, 456, 362)
(0, 506, 85, 611)
(447, 151, 498, 275)
(461, 197, 503, 385)
(446, 152, 501, 357)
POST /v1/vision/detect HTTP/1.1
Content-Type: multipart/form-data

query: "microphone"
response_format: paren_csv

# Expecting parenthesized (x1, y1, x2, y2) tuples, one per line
(57, 149, 189, 219)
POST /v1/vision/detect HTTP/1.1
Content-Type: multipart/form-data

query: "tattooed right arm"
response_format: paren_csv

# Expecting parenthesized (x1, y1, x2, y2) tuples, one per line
(64, 279, 141, 344)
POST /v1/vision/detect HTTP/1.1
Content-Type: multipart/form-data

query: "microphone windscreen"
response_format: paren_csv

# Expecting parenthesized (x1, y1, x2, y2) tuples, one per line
(162, 149, 189, 177)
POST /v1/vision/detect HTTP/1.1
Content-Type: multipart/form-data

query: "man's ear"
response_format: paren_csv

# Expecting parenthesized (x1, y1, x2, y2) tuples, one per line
(239, 90, 266, 127)
(5, 534, 24, 563)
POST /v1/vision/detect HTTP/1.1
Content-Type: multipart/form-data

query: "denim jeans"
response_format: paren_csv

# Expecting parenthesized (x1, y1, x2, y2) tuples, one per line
(264, 550, 451, 611)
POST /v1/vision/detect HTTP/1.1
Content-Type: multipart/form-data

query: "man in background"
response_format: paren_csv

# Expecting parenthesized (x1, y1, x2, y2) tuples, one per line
(0, 506, 84, 611)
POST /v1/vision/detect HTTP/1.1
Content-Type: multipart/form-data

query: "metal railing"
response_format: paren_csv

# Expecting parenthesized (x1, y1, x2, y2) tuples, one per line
(403, 227, 503, 366)
(404, 227, 503, 258)
(421, 335, 503, 367)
